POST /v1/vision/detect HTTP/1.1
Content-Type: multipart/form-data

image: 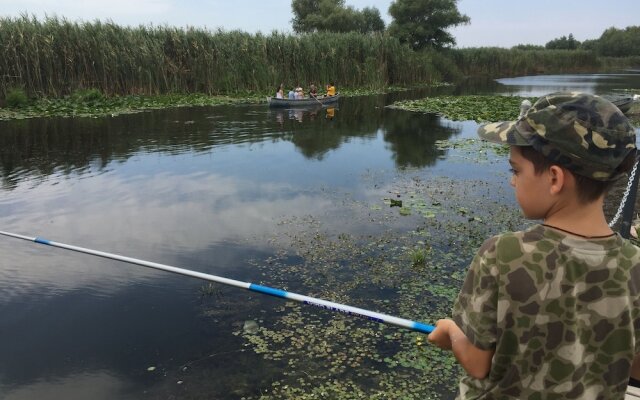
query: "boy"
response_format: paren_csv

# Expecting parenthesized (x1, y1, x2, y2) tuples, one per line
(428, 92, 640, 399)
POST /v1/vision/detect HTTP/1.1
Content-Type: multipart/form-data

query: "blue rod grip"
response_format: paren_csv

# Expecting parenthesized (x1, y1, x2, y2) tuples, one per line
(413, 322, 435, 334)
(249, 284, 288, 299)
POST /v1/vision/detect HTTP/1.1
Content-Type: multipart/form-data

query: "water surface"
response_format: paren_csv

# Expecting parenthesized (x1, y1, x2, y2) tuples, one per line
(1, 72, 639, 399)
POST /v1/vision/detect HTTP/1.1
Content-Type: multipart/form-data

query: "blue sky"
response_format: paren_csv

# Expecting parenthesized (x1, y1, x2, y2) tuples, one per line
(2, 0, 639, 48)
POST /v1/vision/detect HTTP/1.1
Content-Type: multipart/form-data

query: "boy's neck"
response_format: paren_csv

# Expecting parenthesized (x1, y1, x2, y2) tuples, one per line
(542, 196, 613, 237)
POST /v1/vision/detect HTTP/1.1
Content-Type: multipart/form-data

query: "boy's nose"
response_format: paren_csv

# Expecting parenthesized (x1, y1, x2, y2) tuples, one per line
(510, 175, 515, 187)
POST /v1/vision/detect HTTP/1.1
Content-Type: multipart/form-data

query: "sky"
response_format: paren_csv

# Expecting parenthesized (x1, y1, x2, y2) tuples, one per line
(2, 0, 639, 48)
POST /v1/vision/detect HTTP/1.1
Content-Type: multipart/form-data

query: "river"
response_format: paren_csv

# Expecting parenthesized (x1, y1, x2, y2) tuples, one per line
(1, 73, 639, 399)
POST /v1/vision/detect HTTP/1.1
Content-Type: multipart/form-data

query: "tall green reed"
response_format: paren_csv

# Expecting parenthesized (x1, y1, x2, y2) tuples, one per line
(449, 48, 608, 77)
(2, 16, 633, 100)
(0, 16, 440, 98)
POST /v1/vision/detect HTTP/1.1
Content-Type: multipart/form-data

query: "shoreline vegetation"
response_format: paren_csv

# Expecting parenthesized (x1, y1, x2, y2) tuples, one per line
(1, 16, 639, 120)
(387, 95, 537, 122)
(0, 85, 444, 121)
(389, 95, 640, 126)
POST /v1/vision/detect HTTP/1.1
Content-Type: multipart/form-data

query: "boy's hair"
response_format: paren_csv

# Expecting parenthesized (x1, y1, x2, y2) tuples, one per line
(478, 92, 637, 182)
(519, 145, 636, 203)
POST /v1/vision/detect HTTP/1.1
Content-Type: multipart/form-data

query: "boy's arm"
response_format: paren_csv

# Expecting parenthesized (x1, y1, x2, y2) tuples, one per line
(428, 318, 494, 379)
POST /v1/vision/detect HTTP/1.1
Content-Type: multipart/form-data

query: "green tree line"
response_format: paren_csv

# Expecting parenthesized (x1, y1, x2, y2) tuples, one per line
(520, 27, 640, 57)
(296, 0, 640, 59)
(292, 0, 470, 49)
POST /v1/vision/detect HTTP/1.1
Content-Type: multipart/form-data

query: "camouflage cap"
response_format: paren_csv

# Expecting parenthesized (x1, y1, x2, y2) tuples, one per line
(478, 92, 637, 181)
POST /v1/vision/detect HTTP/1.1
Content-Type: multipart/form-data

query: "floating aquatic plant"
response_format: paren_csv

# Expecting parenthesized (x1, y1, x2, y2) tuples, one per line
(222, 168, 528, 399)
(409, 246, 430, 269)
(388, 95, 537, 122)
(0, 93, 265, 120)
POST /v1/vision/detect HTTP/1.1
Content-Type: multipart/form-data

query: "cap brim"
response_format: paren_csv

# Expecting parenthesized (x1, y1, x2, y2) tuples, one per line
(478, 121, 530, 146)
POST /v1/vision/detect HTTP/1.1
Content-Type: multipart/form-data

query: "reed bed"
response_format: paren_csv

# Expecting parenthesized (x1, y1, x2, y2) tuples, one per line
(0, 16, 441, 98)
(2, 16, 636, 101)
(450, 48, 604, 77)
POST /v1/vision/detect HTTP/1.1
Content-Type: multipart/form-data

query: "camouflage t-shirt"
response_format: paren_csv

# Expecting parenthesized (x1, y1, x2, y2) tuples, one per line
(452, 224, 640, 399)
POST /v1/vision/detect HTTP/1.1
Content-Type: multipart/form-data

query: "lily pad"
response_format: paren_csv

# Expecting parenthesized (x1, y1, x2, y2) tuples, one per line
(243, 320, 260, 334)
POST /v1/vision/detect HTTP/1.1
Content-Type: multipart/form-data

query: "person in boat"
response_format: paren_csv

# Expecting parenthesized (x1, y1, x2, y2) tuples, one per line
(309, 84, 318, 98)
(427, 92, 640, 399)
(275, 83, 284, 99)
(326, 82, 336, 96)
(287, 87, 295, 100)
(294, 86, 304, 99)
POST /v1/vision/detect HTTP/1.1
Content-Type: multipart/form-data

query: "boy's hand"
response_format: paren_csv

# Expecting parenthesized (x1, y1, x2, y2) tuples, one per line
(427, 318, 495, 379)
(427, 319, 454, 350)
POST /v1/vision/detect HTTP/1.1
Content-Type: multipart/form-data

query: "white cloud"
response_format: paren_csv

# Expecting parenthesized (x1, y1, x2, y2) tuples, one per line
(1, 0, 172, 24)
(0, 168, 339, 299)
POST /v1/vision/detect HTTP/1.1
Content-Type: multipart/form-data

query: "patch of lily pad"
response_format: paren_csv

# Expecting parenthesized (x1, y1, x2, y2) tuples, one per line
(432, 138, 511, 167)
(228, 167, 526, 399)
(626, 102, 640, 126)
(220, 133, 637, 400)
(335, 82, 453, 98)
(387, 95, 536, 122)
(0, 83, 453, 121)
(0, 92, 266, 120)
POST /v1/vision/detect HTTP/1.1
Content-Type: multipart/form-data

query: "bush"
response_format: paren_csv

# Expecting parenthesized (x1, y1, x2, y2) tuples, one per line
(71, 88, 104, 104)
(5, 87, 29, 108)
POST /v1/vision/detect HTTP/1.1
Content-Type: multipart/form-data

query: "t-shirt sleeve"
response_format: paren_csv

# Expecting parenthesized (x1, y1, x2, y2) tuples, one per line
(452, 236, 499, 351)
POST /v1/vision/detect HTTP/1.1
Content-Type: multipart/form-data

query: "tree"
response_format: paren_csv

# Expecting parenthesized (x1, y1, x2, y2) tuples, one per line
(291, 0, 385, 34)
(545, 33, 580, 50)
(596, 26, 640, 57)
(291, 0, 336, 33)
(387, 0, 469, 50)
(360, 7, 385, 34)
(579, 39, 598, 52)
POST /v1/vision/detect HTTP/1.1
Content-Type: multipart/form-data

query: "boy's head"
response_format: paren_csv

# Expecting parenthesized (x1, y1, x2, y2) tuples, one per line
(478, 92, 637, 202)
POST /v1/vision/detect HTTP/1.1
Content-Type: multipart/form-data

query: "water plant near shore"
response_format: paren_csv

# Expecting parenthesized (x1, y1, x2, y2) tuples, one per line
(388, 95, 537, 122)
(219, 155, 528, 398)
(0, 84, 451, 120)
(0, 92, 264, 120)
(5, 87, 29, 108)
(627, 102, 640, 126)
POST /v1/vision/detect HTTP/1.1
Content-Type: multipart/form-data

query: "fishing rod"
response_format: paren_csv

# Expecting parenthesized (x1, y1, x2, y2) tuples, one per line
(0, 230, 435, 334)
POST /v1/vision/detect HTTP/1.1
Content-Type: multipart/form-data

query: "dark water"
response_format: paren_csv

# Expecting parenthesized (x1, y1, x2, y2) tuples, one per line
(0, 73, 639, 399)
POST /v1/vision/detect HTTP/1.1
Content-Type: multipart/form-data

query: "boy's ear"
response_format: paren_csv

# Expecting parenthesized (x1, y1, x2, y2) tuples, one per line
(548, 165, 566, 195)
